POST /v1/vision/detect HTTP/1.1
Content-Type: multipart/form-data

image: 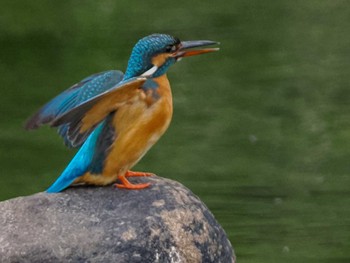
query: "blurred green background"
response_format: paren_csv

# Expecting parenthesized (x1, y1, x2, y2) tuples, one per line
(1, 0, 350, 262)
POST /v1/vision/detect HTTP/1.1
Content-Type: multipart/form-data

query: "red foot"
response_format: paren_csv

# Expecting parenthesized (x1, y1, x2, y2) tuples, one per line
(125, 170, 154, 177)
(114, 172, 152, 190)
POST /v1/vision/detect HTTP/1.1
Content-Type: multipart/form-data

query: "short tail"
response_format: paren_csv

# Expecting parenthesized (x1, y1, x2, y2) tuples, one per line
(46, 171, 79, 193)
(46, 124, 104, 193)
(46, 146, 91, 193)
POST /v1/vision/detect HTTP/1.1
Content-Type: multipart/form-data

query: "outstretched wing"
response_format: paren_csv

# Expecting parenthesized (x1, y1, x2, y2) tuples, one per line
(25, 70, 124, 147)
(50, 77, 147, 147)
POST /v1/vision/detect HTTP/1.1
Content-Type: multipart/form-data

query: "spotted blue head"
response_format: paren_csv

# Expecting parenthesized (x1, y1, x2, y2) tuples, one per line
(123, 34, 219, 80)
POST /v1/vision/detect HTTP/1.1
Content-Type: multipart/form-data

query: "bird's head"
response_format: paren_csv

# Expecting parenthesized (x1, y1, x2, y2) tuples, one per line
(124, 34, 219, 80)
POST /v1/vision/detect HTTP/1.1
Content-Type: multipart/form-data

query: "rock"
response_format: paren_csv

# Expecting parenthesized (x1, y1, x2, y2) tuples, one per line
(0, 176, 235, 263)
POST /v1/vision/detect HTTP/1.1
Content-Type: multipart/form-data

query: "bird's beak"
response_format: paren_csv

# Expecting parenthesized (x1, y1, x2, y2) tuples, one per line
(172, 40, 220, 58)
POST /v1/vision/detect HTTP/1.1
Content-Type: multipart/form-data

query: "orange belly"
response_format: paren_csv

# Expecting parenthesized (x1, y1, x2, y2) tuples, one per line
(77, 74, 173, 185)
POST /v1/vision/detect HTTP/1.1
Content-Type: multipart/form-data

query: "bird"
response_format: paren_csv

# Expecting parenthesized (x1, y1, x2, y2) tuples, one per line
(25, 33, 219, 193)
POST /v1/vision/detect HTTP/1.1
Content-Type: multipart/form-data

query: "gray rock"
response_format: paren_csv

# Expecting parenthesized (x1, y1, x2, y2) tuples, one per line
(0, 176, 235, 263)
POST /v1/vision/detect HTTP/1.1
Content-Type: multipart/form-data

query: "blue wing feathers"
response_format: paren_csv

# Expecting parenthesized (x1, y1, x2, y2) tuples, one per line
(57, 124, 71, 147)
(25, 70, 124, 147)
(88, 113, 116, 174)
(27, 70, 139, 192)
(49, 77, 146, 147)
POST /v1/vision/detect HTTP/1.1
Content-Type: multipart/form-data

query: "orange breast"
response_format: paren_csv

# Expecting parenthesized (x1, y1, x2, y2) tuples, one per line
(103, 74, 173, 176)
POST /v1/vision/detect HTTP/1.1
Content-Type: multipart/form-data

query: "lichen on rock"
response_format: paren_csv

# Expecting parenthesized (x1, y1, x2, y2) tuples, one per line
(0, 176, 235, 263)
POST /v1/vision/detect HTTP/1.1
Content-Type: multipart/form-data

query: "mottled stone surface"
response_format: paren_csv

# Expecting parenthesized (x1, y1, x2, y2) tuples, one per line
(0, 176, 235, 263)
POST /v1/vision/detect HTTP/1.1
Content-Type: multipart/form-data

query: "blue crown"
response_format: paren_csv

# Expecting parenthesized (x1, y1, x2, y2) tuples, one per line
(124, 34, 180, 79)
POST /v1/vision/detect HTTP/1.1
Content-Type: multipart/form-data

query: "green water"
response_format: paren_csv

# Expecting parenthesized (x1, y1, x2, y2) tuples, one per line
(1, 1, 350, 262)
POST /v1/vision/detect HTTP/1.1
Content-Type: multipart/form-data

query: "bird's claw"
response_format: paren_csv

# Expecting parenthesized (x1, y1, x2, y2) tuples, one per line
(114, 172, 152, 190)
(114, 182, 151, 190)
(125, 170, 155, 177)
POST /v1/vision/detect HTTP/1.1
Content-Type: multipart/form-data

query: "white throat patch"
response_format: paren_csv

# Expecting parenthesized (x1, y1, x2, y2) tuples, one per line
(141, 65, 158, 77)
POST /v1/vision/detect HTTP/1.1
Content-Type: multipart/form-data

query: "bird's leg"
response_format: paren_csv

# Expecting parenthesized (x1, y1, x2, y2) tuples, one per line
(114, 174, 151, 189)
(125, 170, 154, 177)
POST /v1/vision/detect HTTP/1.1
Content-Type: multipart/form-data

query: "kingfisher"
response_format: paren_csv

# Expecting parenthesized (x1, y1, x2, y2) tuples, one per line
(25, 33, 219, 193)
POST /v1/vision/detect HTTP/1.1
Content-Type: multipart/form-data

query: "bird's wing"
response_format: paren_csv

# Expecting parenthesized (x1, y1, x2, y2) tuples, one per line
(25, 70, 124, 147)
(50, 77, 147, 147)
(86, 113, 116, 175)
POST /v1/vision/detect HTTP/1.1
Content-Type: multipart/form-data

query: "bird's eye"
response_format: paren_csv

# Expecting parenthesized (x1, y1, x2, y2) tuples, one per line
(165, 45, 177, 53)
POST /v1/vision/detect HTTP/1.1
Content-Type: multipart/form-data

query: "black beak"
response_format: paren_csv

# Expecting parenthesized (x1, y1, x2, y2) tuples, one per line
(173, 40, 220, 58)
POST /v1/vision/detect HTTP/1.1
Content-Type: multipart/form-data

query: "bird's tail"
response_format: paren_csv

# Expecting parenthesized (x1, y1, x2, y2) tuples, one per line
(46, 167, 81, 193)
(46, 124, 103, 193)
